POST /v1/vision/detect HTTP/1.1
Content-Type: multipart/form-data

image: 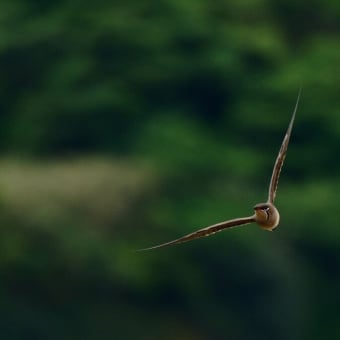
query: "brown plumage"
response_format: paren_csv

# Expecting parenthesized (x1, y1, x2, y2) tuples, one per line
(139, 90, 301, 250)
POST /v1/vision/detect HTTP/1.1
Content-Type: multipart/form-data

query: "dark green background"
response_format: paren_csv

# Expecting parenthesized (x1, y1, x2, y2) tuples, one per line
(0, 0, 339, 339)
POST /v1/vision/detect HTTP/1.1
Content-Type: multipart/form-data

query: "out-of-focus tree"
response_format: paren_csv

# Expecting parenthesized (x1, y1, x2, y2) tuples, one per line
(0, 0, 339, 339)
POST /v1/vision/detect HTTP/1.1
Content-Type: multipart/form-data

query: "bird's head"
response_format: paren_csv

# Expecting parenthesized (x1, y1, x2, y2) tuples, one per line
(253, 202, 280, 231)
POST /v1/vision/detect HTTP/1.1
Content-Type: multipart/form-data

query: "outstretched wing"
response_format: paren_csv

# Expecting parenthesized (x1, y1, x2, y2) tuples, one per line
(138, 216, 255, 251)
(268, 90, 301, 203)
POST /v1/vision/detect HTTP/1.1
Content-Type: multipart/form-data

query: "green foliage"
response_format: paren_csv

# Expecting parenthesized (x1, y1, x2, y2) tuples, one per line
(0, 0, 339, 339)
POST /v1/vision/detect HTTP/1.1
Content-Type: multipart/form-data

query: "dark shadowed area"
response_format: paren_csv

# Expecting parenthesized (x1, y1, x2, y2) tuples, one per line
(0, 0, 339, 339)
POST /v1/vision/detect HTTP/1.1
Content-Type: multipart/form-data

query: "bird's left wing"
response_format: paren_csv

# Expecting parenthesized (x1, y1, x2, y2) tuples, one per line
(268, 89, 301, 203)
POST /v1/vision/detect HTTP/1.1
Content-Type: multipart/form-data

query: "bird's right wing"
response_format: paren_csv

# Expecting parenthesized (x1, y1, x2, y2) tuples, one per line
(138, 216, 256, 251)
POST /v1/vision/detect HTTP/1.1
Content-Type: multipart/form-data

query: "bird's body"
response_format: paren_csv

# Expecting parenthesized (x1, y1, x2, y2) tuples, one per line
(139, 91, 301, 251)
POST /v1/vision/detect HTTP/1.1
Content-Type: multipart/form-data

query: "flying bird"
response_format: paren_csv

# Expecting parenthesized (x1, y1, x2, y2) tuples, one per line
(140, 91, 301, 250)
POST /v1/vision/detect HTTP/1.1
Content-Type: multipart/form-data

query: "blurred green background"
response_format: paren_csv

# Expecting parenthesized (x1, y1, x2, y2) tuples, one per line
(0, 0, 339, 339)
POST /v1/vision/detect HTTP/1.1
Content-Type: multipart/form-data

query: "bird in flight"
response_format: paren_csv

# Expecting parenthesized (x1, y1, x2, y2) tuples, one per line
(140, 90, 301, 250)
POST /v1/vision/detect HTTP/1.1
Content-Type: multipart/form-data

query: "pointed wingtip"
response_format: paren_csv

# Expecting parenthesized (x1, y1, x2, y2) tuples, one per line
(288, 87, 302, 131)
(135, 240, 179, 252)
(134, 245, 161, 252)
(293, 87, 302, 117)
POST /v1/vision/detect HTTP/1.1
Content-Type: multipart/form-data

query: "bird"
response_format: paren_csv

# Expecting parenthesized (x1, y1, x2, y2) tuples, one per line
(139, 90, 301, 251)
